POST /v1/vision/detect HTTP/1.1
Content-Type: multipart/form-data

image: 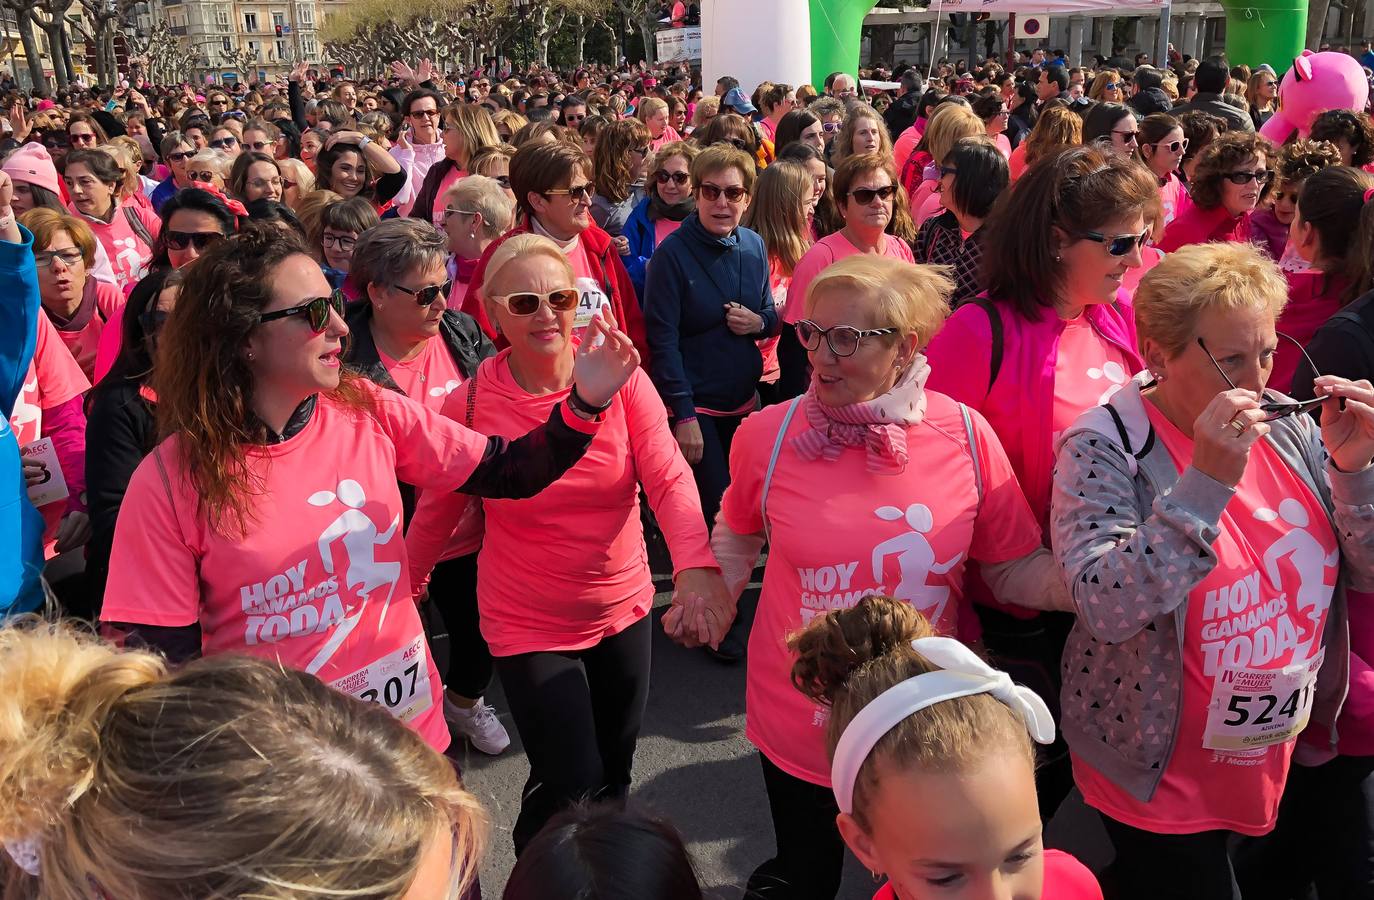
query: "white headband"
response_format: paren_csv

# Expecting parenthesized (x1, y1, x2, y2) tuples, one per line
(830, 636, 1056, 815)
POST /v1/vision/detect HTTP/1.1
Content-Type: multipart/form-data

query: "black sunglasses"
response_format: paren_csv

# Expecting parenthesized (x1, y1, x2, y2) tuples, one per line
(1223, 169, 1273, 185)
(544, 184, 593, 203)
(698, 182, 748, 202)
(257, 290, 346, 333)
(1197, 334, 1327, 420)
(393, 280, 452, 307)
(1076, 228, 1150, 256)
(165, 230, 223, 251)
(655, 170, 690, 185)
(849, 184, 898, 204)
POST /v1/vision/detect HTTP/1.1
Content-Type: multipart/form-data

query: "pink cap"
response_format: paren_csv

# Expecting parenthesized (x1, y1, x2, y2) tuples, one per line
(35, 99, 56, 112)
(2, 143, 61, 197)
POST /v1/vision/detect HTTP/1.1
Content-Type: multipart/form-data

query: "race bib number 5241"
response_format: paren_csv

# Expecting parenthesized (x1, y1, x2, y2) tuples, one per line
(330, 634, 434, 724)
(1202, 650, 1323, 752)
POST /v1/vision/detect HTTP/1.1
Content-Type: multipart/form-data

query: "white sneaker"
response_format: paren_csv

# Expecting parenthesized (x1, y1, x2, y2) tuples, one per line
(444, 695, 511, 755)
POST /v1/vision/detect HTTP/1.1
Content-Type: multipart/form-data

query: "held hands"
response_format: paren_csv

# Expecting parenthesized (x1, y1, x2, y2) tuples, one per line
(724, 302, 763, 336)
(54, 511, 91, 555)
(662, 567, 736, 649)
(1191, 389, 1270, 487)
(1315, 376, 1374, 473)
(674, 419, 704, 465)
(571, 313, 640, 410)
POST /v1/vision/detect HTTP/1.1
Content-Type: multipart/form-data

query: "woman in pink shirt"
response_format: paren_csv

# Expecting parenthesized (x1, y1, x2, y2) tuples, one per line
(20, 209, 123, 382)
(406, 234, 728, 853)
(1158, 131, 1275, 253)
(971, 90, 1013, 157)
(1138, 114, 1189, 228)
(1051, 243, 1374, 899)
(713, 255, 1070, 900)
(102, 225, 640, 759)
(925, 146, 1157, 820)
(62, 149, 159, 291)
(637, 97, 682, 151)
(757, 83, 796, 144)
(791, 596, 1102, 900)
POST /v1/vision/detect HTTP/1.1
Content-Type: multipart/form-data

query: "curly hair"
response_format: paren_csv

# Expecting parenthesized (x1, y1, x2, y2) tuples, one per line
(592, 118, 651, 204)
(1274, 139, 1342, 188)
(1309, 109, 1374, 167)
(1189, 131, 1276, 210)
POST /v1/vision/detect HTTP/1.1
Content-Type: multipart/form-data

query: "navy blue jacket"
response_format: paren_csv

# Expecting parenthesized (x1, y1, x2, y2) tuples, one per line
(643, 213, 779, 422)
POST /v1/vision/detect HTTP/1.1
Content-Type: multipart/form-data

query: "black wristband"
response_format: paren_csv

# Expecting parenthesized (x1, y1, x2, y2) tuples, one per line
(569, 384, 613, 417)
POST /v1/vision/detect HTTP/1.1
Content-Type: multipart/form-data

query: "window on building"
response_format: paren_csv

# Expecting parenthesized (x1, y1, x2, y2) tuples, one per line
(272, 11, 285, 27)
(298, 4, 313, 25)
(244, 12, 258, 31)
(276, 39, 288, 58)
(222, 37, 232, 51)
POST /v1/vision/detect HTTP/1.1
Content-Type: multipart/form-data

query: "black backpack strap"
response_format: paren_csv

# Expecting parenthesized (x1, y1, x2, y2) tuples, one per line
(1102, 402, 1155, 461)
(122, 205, 154, 248)
(971, 296, 1003, 395)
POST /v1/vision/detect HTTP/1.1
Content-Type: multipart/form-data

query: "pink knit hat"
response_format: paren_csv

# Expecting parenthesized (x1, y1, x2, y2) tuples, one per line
(2, 143, 61, 196)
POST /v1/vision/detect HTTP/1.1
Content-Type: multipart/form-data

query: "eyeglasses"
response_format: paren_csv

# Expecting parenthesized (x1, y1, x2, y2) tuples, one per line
(797, 319, 897, 357)
(409, 108, 442, 118)
(257, 290, 346, 333)
(821, 122, 842, 133)
(490, 288, 580, 316)
(209, 137, 238, 149)
(322, 232, 358, 251)
(69, 132, 97, 145)
(1262, 80, 1278, 88)
(1197, 334, 1327, 420)
(165, 230, 223, 251)
(137, 308, 169, 335)
(1223, 169, 1273, 185)
(544, 184, 593, 203)
(1275, 189, 1301, 205)
(1154, 138, 1189, 154)
(246, 140, 273, 152)
(166, 150, 193, 163)
(222, 110, 247, 121)
(848, 184, 897, 204)
(1075, 228, 1150, 256)
(564, 112, 587, 123)
(188, 171, 218, 183)
(442, 206, 478, 222)
(489, 175, 512, 189)
(34, 248, 85, 269)
(698, 182, 748, 202)
(655, 170, 690, 185)
(393, 280, 452, 306)
(1104, 82, 1121, 91)
(1112, 129, 1140, 145)
(631, 145, 651, 157)
(42, 136, 69, 150)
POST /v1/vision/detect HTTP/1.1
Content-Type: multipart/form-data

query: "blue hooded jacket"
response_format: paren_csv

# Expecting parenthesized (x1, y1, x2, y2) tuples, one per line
(643, 213, 779, 422)
(0, 226, 47, 616)
(622, 196, 656, 303)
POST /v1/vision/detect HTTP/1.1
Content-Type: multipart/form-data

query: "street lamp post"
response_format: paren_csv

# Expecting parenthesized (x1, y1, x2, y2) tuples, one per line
(513, 0, 530, 72)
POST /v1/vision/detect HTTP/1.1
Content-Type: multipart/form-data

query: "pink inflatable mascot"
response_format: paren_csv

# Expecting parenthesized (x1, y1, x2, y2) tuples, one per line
(1260, 50, 1370, 142)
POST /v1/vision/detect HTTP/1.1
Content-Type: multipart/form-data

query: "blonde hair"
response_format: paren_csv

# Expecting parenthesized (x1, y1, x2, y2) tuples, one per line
(917, 104, 986, 171)
(636, 96, 668, 125)
(833, 106, 895, 168)
(479, 233, 575, 317)
(277, 157, 316, 208)
(0, 620, 485, 899)
(791, 596, 1033, 830)
(445, 174, 516, 240)
(443, 103, 501, 168)
(805, 254, 952, 348)
(691, 144, 756, 194)
(95, 141, 141, 199)
(1134, 242, 1289, 358)
(692, 96, 720, 129)
(741, 159, 813, 276)
(1088, 68, 1123, 101)
(294, 189, 344, 259)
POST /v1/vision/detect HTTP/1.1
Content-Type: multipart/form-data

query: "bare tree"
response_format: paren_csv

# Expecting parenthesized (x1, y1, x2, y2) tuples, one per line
(30, 0, 79, 89)
(610, 0, 657, 65)
(0, 0, 48, 89)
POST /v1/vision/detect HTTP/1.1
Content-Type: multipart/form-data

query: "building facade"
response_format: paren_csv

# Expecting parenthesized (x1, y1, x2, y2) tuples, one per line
(160, 0, 328, 83)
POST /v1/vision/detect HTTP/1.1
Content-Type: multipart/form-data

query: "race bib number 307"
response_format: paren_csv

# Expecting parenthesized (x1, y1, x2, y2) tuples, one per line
(330, 634, 434, 724)
(1202, 650, 1323, 752)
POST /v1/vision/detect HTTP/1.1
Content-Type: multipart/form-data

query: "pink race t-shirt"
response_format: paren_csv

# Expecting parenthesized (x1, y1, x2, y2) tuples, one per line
(1008, 143, 1029, 181)
(653, 216, 682, 249)
(784, 232, 915, 325)
(1075, 402, 1337, 835)
(406, 353, 716, 656)
(872, 849, 1102, 900)
(1051, 313, 1137, 444)
(721, 391, 1042, 785)
(1159, 171, 1187, 227)
(378, 337, 482, 562)
(79, 206, 160, 290)
(102, 384, 514, 753)
(893, 125, 921, 172)
(1270, 271, 1346, 396)
(567, 237, 615, 338)
(757, 261, 791, 384)
(430, 167, 466, 229)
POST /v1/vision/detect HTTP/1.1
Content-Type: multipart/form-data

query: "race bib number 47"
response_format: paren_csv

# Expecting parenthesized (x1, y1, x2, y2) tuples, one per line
(1202, 650, 1323, 752)
(330, 634, 434, 724)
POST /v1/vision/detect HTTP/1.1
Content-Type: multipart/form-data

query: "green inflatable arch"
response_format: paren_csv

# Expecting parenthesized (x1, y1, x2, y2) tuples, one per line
(803, 0, 1306, 84)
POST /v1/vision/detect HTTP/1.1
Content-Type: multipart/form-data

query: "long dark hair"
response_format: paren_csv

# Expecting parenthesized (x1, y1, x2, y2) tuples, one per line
(150, 188, 239, 269)
(105, 267, 183, 384)
(314, 142, 374, 199)
(1297, 166, 1374, 303)
(773, 109, 819, 153)
(502, 804, 703, 900)
(153, 225, 371, 535)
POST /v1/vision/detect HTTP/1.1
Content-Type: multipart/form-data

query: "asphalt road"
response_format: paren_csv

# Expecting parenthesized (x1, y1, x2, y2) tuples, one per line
(450, 572, 1115, 900)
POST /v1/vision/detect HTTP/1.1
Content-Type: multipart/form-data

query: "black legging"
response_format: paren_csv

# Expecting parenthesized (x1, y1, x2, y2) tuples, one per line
(692, 411, 746, 532)
(428, 553, 492, 700)
(495, 614, 653, 854)
(746, 753, 845, 900)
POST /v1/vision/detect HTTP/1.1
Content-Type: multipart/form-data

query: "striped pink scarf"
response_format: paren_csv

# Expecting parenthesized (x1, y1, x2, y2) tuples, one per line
(791, 356, 930, 474)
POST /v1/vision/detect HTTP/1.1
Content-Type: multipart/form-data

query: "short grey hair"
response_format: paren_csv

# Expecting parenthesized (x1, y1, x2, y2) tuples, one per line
(160, 130, 189, 158)
(350, 218, 449, 298)
(189, 148, 232, 177)
(444, 175, 516, 241)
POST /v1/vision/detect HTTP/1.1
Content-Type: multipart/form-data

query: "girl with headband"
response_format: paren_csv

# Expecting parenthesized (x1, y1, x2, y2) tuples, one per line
(790, 594, 1102, 900)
